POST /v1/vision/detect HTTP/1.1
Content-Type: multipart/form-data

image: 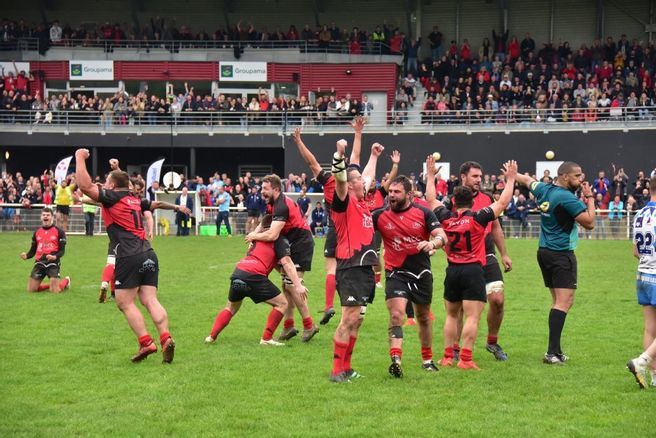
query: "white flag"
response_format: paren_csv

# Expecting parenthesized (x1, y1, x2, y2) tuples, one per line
(55, 156, 73, 185)
(146, 158, 165, 199)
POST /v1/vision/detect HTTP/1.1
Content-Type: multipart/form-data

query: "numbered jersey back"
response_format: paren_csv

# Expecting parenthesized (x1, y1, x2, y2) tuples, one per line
(435, 206, 496, 265)
(633, 202, 656, 274)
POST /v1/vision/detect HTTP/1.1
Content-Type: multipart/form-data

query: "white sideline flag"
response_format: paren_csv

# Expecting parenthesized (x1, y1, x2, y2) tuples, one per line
(55, 156, 73, 185)
(146, 158, 165, 199)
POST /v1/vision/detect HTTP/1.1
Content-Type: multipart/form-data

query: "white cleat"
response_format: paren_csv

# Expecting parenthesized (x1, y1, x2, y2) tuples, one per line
(627, 358, 648, 389)
(375, 282, 383, 289)
(260, 338, 285, 346)
(64, 276, 71, 290)
(204, 336, 216, 344)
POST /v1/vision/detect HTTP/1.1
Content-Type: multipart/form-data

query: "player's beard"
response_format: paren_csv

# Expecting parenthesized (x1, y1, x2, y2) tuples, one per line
(389, 198, 408, 212)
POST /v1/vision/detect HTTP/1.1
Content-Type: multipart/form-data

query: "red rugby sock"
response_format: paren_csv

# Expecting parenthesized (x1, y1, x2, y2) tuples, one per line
(210, 309, 233, 338)
(283, 318, 295, 330)
(332, 339, 349, 375)
(325, 274, 336, 310)
(344, 336, 357, 370)
(421, 347, 433, 361)
(262, 308, 284, 341)
(302, 316, 314, 330)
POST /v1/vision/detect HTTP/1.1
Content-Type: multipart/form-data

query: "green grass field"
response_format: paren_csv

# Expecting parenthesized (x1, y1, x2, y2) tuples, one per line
(0, 234, 651, 436)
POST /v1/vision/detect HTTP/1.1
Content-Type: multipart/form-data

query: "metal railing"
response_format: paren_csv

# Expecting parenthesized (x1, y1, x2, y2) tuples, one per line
(1, 37, 395, 55)
(0, 203, 638, 240)
(2, 106, 655, 132)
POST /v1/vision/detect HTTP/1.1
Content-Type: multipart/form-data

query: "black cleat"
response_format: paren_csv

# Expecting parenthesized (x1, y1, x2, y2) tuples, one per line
(486, 343, 508, 361)
(329, 372, 351, 383)
(422, 361, 439, 372)
(389, 356, 403, 378)
(278, 327, 299, 341)
(319, 308, 336, 325)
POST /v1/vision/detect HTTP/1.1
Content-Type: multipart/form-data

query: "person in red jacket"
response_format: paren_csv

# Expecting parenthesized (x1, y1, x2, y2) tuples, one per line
(20, 207, 71, 293)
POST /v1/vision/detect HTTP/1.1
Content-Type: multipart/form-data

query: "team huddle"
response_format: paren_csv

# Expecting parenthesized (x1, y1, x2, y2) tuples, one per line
(18, 130, 656, 387)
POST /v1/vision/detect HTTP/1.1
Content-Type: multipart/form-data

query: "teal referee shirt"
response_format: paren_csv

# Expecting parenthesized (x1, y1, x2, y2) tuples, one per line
(529, 181, 587, 251)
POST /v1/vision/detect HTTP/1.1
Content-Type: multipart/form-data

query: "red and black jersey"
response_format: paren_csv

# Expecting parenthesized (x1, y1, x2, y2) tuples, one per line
(98, 189, 152, 258)
(235, 237, 291, 276)
(372, 203, 441, 275)
(434, 206, 495, 265)
(331, 190, 378, 270)
(364, 187, 387, 212)
(412, 196, 429, 208)
(445, 190, 496, 254)
(27, 225, 66, 262)
(317, 170, 336, 227)
(267, 193, 312, 243)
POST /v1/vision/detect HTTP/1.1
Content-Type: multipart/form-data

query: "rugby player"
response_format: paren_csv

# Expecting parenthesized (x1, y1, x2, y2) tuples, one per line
(443, 161, 513, 361)
(205, 215, 308, 346)
(291, 118, 365, 326)
(75, 148, 176, 364)
(325, 141, 383, 382)
(514, 162, 595, 364)
(246, 174, 319, 342)
(426, 156, 517, 370)
(372, 173, 447, 377)
(627, 175, 656, 388)
(20, 207, 71, 293)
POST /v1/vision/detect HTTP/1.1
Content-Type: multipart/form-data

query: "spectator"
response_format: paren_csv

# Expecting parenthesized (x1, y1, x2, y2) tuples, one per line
(175, 187, 194, 236)
(215, 184, 232, 236)
(310, 201, 326, 236)
(49, 20, 62, 43)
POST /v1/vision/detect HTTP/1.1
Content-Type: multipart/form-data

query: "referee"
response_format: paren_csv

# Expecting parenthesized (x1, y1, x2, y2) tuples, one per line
(515, 161, 595, 364)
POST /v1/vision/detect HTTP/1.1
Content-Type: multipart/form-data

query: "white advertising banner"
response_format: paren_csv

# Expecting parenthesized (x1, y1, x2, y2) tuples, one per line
(536, 161, 564, 182)
(69, 61, 114, 80)
(0, 62, 30, 76)
(55, 156, 73, 185)
(219, 62, 267, 82)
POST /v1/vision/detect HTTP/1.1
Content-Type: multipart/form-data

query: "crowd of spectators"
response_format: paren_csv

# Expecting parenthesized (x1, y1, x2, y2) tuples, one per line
(394, 30, 656, 125)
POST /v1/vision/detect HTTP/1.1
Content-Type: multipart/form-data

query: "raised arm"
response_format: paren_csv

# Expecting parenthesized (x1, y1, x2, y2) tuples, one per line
(75, 148, 100, 201)
(424, 154, 444, 211)
(381, 150, 400, 193)
(489, 161, 518, 217)
(334, 139, 349, 201)
(150, 200, 190, 215)
(292, 127, 322, 177)
(348, 116, 365, 167)
(574, 181, 595, 230)
(514, 172, 535, 188)
(361, 143, 385, 193)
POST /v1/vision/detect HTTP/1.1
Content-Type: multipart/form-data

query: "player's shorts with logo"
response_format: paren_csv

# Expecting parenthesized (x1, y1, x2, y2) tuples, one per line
(636, 272, 656, 306)
(444, 263, 486, 302)
(336, 266, 376, 306)
(385, 271, 433, 305)
(228, 268, 282, 303)
(324, 226, 337, 258)
(30, 261, 61, 280)
(114, 249, 159, 289)
(290, 234, 314, 271)
(537, 248, 577, 289)
(484, 254, 504, 283)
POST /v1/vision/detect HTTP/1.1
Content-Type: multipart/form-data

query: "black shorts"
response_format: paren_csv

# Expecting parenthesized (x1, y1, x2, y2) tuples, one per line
(374, 230, 383, 254)
(444, 263, 486, 303)
(247, 209, 260, 217)
(30, 261, 61, 280)
(228, 268, 281, 303)
(114, 249, 159, 289)
(324, 227, 336, 258)
(484, 254, 504, 284)
(56, 205, 70, 216)
(537, 248, 577, 289)
(290, 234, 314, 272)
(385, 271, 433, 305)
(336, 266, 376, 306)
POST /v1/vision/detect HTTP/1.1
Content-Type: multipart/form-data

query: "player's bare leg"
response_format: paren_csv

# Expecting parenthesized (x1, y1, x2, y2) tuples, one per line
(138, 285, 175, 363)
(331, 306, 363, 382)
(284, 271, 318, 342)
(414, 303, 438, 371)
(260, 294, 288, 346)
(458, 300, 485, 370)
(449, 305, 464, 360)
(26, 278, 46, 293)
(628, 306, 656, 388)
(321, 257, 337, 325)
(387, 297, 406, 377)
(115, 287, 158, 362)
(48, 277, 68, 293)
(206, 301, 242, 343)
(440, 300, 461, 366)
(486, 288, 508, 360)
(544, 288, 574, 364)
(278, 278, 299, 341)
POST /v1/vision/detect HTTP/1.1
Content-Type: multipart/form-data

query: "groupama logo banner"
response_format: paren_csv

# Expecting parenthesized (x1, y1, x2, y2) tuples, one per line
(218, 62, 267, 82)
(68, 61, 114, 80)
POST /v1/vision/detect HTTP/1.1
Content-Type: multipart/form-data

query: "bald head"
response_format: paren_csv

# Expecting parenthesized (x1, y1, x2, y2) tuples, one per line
(557, 161, 581, 176)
